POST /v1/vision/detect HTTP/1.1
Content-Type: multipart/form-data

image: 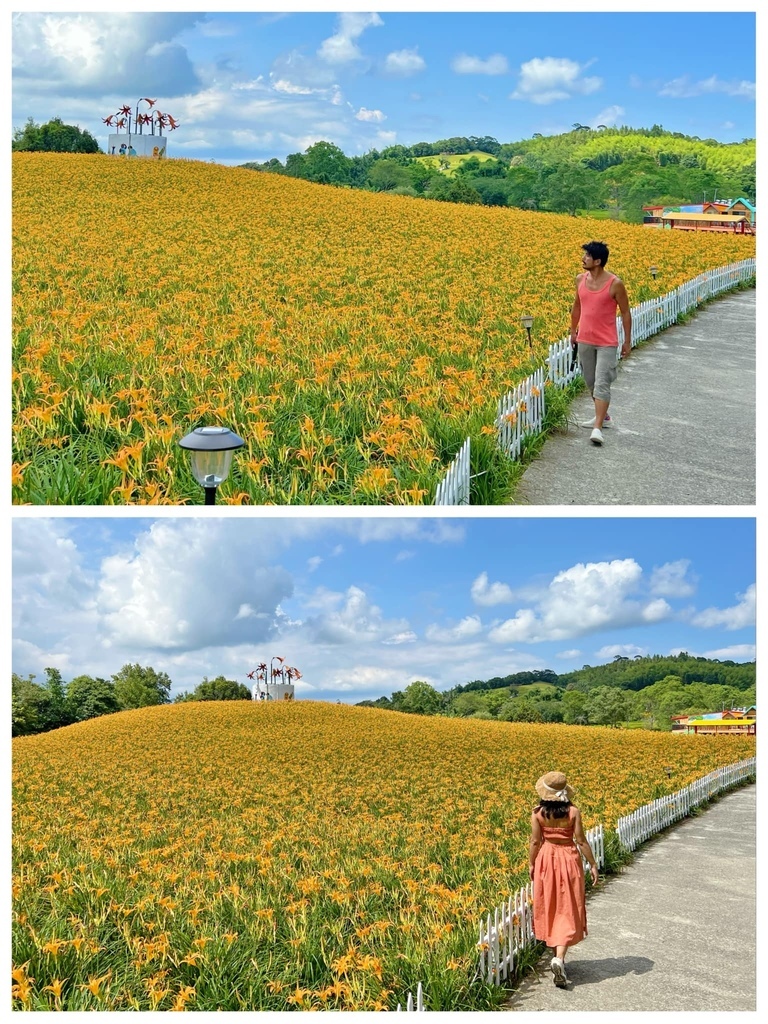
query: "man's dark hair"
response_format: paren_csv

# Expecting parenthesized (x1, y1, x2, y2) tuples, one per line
(582, 241, 609, 267)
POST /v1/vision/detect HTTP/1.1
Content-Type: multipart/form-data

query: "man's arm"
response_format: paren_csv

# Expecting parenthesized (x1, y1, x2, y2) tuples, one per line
(569, 275, 582, 342)
(613, 279, 632, 357)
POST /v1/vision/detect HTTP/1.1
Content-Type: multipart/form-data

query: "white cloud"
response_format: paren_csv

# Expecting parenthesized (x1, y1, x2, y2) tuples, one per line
(317, 12, 383, 66)
(425, 616, 483, 643)
(650, 559, 697, 598)
(304, 585, 409, 646)
(511, 56, 602, 105)
(271, 78, 319, 96)
(12, 12, 201, 97)
(702, 644, 756, 661)
(384, 48, 426, 76)
(352, 520, 464, 545)
(355, 107, 386, 123)
(12, 519, 97, 645)
(471, 571, 515, 607)
(595, 644, 647, 660)
(382, 631, 418, 645)
(307, 556, 323, 572)
(322, 666, 407, 693)
(592, 104, 625, 127)
(451, 53, 509, 75)
(488, 559, 673, 644)
(642, 598, 672, 623)
(691, 584, 756, 630)
(556, 649, 582, 659)
(376, 130, 397, 145)
(659, 75, 755, 101)
(97, 520, 293, 651)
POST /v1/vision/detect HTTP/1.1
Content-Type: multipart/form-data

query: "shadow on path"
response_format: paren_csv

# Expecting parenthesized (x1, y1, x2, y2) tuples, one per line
(559, 955, 654, 986)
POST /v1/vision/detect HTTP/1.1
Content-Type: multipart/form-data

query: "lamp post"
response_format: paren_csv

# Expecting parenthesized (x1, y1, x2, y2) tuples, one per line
(520, 314, 534, 348)
(650, 265, 658, 281)
(178, 426, 244, 504)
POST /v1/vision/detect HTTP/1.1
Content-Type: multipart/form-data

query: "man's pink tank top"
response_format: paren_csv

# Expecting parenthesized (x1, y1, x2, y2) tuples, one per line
(577, 273, 618, 347)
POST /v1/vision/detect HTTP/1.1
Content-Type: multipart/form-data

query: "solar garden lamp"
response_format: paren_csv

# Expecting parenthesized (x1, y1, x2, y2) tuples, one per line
(650, 265, 658, 280)
(178, 426, 244, 504)
(520, 314, 535, 348)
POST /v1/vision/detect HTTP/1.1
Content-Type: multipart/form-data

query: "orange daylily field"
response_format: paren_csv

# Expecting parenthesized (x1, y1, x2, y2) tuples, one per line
(12, 702, 755, 1009)
(12, 154, 755, 504)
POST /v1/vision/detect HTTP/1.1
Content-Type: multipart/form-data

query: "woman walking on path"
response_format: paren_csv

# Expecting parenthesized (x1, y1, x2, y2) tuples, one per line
(529, 771, 599, 988)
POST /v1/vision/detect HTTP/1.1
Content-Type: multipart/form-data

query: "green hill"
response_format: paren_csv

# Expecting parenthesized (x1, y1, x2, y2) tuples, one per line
(243, 126, 755, 218)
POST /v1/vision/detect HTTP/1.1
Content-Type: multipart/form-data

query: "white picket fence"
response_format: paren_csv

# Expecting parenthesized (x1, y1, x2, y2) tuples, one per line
(433, 436, 471, 505)
(395, 982, 424, 1012)
(496, 365, 547, 460)
(476, 823, 605, 986)
(616, 756, 756, 852)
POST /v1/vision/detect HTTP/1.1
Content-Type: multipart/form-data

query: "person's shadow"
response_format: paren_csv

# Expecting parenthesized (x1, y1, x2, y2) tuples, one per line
(511, 956, 654, 1004)
(552, 955, 654, 987)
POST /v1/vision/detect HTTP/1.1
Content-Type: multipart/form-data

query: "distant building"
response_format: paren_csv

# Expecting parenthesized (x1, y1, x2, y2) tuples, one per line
(642, 205, 665, 226)
(659, 210, 753, 234)
(644, 198, 756, 233)
(727, 198, 756, 224)
(679, 707, 756, 736)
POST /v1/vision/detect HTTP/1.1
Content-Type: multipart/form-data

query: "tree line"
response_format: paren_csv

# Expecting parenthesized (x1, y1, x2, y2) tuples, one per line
(11, 666, 251, 737)
(12, 653, 755, 737)
(356, 654, 756, 730)
(242, 125, 755, 221)
(12, 117, 101, 154)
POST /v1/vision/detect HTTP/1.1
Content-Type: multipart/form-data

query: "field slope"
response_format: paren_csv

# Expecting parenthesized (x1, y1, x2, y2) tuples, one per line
(13, 153, 755, 504)
(13, 701, 754, 1010)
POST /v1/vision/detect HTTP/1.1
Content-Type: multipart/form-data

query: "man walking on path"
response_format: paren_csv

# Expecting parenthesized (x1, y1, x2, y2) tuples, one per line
(570, 241, 632, 446)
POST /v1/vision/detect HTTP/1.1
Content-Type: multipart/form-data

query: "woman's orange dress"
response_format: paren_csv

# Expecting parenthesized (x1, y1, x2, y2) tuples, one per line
(532, 806, 587, 947)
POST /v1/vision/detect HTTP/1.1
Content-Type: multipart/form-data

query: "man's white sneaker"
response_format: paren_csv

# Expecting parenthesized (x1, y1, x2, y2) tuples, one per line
(550, 957, 568, 988)
(590, 428, 604, 446)
(580, 416, 611, 428)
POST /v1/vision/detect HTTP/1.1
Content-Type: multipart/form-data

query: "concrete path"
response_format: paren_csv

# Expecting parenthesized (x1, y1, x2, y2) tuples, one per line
(508, 784, 756, 1012)
(513, 290, 755, 505)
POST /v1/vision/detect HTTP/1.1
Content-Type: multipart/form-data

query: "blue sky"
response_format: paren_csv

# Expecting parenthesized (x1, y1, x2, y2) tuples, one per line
(12, 516, 756, 703)
(11, 7, 756, 165)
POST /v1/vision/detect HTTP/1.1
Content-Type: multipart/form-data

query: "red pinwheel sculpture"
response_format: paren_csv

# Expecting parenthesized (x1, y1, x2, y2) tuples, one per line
(102, 97, 179, 136)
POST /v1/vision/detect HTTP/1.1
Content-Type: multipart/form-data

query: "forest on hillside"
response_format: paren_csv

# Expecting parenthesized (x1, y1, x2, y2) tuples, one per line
(242, 125, 756, 221)
(356, 654, 756, 729)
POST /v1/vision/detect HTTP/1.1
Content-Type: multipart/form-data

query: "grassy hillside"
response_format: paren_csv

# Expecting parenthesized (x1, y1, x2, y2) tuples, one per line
(504, 127, 755, 178)
(13, 701, 754, 1009)
(12, 153, 755, 505)
(414, 150, 498, 176)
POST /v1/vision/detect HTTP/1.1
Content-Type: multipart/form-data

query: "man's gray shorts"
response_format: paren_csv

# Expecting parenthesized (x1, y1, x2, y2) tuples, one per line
(578, 343, 618, 402)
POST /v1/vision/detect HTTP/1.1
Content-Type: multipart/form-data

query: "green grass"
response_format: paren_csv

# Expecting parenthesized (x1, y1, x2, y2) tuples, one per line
(414, 151, 498, 177)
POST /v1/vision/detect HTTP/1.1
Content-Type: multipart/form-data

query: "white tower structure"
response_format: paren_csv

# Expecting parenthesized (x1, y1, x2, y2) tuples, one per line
(249, 659, 298, 701)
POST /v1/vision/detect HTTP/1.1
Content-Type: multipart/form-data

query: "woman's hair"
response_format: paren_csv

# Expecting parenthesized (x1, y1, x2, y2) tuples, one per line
(535, 799, 572, 819)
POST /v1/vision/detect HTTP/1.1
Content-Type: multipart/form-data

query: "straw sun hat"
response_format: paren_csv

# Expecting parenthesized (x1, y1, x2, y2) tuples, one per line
(535, 771, 576, 802)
